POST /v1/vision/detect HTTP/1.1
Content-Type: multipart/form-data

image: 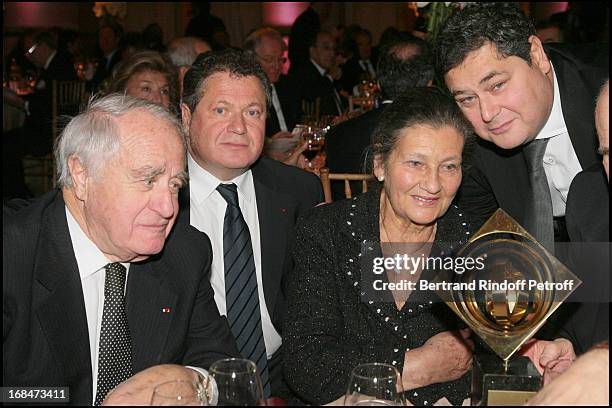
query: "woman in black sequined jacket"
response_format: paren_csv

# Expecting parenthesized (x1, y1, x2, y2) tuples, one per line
(283, 88, 476, 405)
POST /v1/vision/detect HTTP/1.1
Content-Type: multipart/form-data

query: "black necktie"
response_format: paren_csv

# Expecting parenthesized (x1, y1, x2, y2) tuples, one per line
(216, 183, 271, 398)
(326, 76, 342, 115)
(524, 138, 554, 253)
(94, 263, 133, 405)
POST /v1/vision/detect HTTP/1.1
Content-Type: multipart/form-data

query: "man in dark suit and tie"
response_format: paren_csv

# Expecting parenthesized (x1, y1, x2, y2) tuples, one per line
(3, 29, 78, 198)
(3, 94, 240, 405)
(340, 28, 377, 95)
(89, 22, 123, 92)
(436, 3, 608, 250)
(179, 49, 323, 400)
(292, 30, 346, 119)
(436, 1, 608, 350)
(244, 27, 299, 138)
(326, 35, 432, 200)
(520, 81, 609, 387)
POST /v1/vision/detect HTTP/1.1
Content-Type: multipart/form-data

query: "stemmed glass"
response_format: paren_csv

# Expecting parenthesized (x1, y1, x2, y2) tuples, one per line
(301, 126, 325, 171)
(150, 380, 208, 406)
(344, 363, 405, 406)
(209, 358, 267, 406)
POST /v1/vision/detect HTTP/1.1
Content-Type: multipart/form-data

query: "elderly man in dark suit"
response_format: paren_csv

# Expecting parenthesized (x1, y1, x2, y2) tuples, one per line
(179, 49, 323, 400)
(244, 27, 299, 138)
(436, 3, 608, 250)
(3, 94, 240, 405)
(326, 34, 431, 200)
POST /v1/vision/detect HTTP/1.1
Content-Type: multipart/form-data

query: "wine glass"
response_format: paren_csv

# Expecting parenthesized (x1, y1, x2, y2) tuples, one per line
(151, 380, 207, 406)
(301, 126, 325, 171)
(209, 358, 266, 406)
(344, 363, 405, 406)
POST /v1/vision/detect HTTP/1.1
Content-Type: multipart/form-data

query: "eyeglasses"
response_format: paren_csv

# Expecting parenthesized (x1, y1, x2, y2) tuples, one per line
(26, 44, 38, 55)
(256, 54, 287, 65)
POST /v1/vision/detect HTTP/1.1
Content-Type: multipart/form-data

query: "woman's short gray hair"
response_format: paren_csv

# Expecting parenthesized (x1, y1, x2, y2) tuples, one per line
(55, 93, 186, 187)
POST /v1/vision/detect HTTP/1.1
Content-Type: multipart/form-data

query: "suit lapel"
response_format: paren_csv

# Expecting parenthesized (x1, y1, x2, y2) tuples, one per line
(126, 260, 178, 372)
(34, 194, 93, 403)
(252, 160, 293, 315)
(552, 54, 599, 169)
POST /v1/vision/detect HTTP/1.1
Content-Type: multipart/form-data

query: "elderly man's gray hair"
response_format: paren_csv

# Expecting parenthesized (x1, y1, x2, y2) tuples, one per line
(55, 93, 186, 187)
(167, 37, 209, 68)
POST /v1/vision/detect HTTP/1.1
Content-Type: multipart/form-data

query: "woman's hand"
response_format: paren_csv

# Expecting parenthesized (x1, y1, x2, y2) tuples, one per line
(402, 329, 474, 390)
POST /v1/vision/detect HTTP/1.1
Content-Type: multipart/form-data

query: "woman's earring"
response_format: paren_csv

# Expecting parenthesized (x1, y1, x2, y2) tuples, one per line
(378, 175, 384, 182)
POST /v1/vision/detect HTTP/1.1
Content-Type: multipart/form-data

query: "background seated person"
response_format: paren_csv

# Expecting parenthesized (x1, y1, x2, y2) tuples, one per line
(100, 50, 179, 115)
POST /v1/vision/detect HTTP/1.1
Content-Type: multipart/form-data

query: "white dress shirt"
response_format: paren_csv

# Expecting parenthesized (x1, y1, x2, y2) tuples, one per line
(66, 206, 214, 403)
(271, 84, 288, 132)
(65, 206, 130, 403)
(534, 62, 583, 217)
(188, 154, 282, 359)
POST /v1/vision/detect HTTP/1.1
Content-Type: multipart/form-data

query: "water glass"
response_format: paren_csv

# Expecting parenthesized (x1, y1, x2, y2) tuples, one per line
(209, 358, 266, 406)
(151, 379, 207, 406)
(344, 363, 405, 406)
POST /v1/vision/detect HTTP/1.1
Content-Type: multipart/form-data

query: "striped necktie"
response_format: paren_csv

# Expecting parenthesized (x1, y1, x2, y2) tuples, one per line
(216, 183, 271, 398)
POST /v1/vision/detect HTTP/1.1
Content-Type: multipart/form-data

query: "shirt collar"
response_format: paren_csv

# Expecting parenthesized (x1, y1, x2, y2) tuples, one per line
(310, 59, 327, 76)
(535, 62, 567, 140)
(44, 50, 57, 70)
(187, 153, 255, 206)
(65, 206, 124, 281)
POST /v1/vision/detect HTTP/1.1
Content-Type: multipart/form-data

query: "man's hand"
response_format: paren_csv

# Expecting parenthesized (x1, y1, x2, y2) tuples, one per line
(283, 140, 308, 168)
(102, 364, 202, 405)
(525, 348, 609, 405)
(270, 131, 293, 140)
(520, 338, 575, 378)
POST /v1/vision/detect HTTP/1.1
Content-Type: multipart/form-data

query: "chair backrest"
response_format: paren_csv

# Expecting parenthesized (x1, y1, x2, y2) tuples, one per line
(319, 167, 376, 204)
(52, 80, 88, 141)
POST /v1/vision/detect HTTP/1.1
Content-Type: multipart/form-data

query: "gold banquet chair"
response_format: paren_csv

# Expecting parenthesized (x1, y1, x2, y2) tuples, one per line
(319, 167, 376, 204)
(23, 80, 88, 193)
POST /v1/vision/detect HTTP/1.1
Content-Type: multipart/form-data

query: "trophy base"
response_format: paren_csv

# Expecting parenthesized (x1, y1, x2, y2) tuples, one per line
(471, 354, 541, 406)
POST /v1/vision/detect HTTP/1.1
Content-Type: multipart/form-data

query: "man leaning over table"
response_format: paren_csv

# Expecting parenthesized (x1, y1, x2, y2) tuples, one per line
(436, 3, 608, 248)
(178, 49, 323, 401)
(435, 0, 608, 350)
(3, 94, 240, 405)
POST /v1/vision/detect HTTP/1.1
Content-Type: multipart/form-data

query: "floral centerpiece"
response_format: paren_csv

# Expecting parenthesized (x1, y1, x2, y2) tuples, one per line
(410, 2, 469, 43)
(92, 2, 127, 23)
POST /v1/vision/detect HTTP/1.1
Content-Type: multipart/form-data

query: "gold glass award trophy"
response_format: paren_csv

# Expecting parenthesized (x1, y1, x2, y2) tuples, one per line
(440, 209, 581, 406)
